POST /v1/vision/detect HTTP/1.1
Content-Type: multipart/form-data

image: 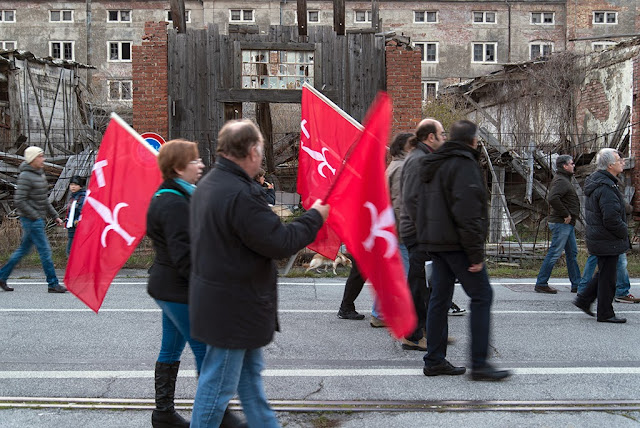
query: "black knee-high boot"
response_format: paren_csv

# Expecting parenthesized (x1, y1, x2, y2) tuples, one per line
(152, 361, 190, 428)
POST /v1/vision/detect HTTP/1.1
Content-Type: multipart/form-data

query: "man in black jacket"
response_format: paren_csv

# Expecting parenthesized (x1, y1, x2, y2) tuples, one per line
(417, 120, 510, 381)
(189, 119, 329, 427)
(574, 148, 628, 323)
(535, 155, 582, 294)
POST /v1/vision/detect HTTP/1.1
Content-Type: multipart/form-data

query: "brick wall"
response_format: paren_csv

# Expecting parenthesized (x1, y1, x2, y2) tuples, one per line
(632, 55, 640, 213)
(132, 22, 169, 138)
(385, 40, 422, 139)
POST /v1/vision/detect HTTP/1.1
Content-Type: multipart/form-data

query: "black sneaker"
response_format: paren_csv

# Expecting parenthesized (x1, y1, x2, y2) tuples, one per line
(48, 285, 67, 293)
(0, 280, 14, 292)
(471, 364, 512, 381)
(337, 309, 364, 320)
(448, 302, 466, 316)
(423, 360, 466, 376)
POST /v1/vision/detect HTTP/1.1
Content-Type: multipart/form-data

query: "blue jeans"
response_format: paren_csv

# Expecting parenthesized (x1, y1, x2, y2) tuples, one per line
(425, 251, 493, 370)
(0, 217, 59, 287)
(578, 253, 630, 297)
(154, 299, 206, 373)
(372, 243, 409, 319)
(536, 223, 581, 288)
(191, 346, 279, 428)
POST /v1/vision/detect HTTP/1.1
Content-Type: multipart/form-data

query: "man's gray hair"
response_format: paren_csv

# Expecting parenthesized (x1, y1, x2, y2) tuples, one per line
(556, 155, 573, 169)
(596, 148, 620, 170)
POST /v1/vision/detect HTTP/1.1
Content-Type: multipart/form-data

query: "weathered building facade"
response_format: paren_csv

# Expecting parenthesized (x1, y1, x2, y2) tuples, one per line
(0, 0, 637, 119)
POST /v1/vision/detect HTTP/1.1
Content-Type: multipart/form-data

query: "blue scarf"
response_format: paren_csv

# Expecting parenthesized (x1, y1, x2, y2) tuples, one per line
(174, 178, 196, 195)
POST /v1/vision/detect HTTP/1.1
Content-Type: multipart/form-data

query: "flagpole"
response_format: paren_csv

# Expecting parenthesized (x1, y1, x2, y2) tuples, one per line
(302, 83, 364, 131)
(109, 112, 159, 157)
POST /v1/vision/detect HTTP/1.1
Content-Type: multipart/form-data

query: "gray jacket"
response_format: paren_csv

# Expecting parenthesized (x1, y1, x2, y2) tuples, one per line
(399, 143, 434, 240)
(15, 162, 58, 220)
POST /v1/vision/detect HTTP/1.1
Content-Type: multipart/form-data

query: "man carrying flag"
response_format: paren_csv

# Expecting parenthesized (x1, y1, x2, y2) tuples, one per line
(64, 114, 162, 312)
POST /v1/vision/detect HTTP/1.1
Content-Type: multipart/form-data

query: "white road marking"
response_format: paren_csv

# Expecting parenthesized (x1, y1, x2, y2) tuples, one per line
(0, 367, 639, 379)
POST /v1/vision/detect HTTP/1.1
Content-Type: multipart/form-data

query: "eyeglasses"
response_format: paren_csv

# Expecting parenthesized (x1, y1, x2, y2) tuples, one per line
(189, 158, 203, 164)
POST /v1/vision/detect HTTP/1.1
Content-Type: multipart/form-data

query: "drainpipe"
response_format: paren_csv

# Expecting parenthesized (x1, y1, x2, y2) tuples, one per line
(506, 1, 511, 62)
(86, 0, 92, 89)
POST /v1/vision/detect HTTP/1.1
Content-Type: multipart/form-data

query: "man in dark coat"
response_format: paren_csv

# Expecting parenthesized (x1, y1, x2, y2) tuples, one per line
(574, 148, 628, 323)
(535, 155, 581, 294)
(189, 119, 329, 427)
(417, 120, 510, 381)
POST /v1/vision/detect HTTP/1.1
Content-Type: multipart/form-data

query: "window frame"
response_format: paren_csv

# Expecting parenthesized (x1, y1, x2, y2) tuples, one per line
(0, 10, 15, 23)
(354, 10, 372, 23)
(0, 41, 16, 50)
(422, 81, 439, 102)
(308, 10, 320, 23)
(472, 42, 497, 63)
(593, 11, 618, 25)
(229, 9, 254, 23)
(107, 80, 133, 101)
(473, 11, 496, 24)
(530, 12, 555, 25)
(414, 10, 438, 24)
(49, 41, 75, 61)
(49, 10, 74, 22)
(529, 42, 554, 60)
(107, 41, 132, 62)
(166, 10, 192, 23)
(591, 41, 617, 51)
(108, 10, 132, 23)
(414, 42, 439, 63)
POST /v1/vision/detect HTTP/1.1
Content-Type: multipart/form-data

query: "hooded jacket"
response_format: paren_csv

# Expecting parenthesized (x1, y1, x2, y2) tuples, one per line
(547, 168, 580, 225)
(15, 161, 58, 220)
(416, 141, 488, 265)
(583, 169, 629, 256)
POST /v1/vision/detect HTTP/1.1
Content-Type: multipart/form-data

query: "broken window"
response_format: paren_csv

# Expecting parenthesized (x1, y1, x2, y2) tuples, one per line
(50, 41, 74, 60)
(108, 41, 132, 62)
(229, 9, 254, 23)
(108, 10, 131, 22)
(530, 42, 553, 60)
(473, 11, 496, 23)
(422, 81, 438, 101)
(414, 42, 438, 62)
(592, 41, 616, 51)
(108, 80, 132, 101)
(593, 11, 617, 24)
(472, 43, 496, 63)
(50, 10, 73, 22)
(241, 49, 314, 89)
(0, 41, 15, 50)
(531, 12, 554, 25)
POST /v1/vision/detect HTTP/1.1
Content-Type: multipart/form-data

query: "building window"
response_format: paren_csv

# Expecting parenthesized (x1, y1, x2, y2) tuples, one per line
(530, 42, 553, 60)
(0, 10, 15, 22)
(50, 41, 74, 61)
(241, 50, 314, 89)
(354, 10, 372, 23)
(472, 43, 497, 63)
(308, 11, 319, 23)
(229, 9, 254, 23)
(593, 11, 617, 24)
(531, 12, 554, 25)
(414, 42, 438, 63)
(473, 11, 496, 23)
(592, 41, 617, 51)
(50, 10, 73, 22)
(108, 80, 132, 101)
(414, 11, 438, 23)
(108, 41, 132, 62)
(166, 10, 191, 23)
(0, 41, 16, 50)
(422, 81, 438, 101)
(108, 10, 131, 22)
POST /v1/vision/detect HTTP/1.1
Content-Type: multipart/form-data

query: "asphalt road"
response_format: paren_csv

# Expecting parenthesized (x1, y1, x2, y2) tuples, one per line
(0, 269, 639, 427)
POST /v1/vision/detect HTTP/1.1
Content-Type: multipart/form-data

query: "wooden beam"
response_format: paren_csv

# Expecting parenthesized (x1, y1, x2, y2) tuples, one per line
(239, 42, 315, 51)
(333, 0, 345, 35)
(462, 93, 500, 130)
(297, 0, 308, 36)
(216, 89, 338, 103)
(256, 102, 275, 173)
(169, 0, 187, 33)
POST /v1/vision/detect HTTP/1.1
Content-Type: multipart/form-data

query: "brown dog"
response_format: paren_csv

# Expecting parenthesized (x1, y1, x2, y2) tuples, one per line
(305, 252, 352, 275)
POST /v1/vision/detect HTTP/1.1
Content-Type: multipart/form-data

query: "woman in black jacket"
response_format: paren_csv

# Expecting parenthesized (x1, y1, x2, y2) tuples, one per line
(146, 139, 204, 427)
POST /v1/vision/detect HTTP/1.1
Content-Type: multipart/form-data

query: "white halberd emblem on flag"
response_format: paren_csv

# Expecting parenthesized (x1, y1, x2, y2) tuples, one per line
(362, 201, 397, 258)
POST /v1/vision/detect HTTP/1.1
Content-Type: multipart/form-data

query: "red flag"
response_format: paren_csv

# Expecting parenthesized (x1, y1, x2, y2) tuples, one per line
(64, 113, 162, 312)
(297, 84, 363, 259)
(327, 93, 416, 338)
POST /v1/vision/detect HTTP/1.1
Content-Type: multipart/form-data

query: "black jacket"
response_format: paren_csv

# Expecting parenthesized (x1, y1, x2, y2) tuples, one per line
(547, 169, 580, 225)
(146, 179, 192, 304)
(583, 170, 629, 256)
(416, 141, 488, 265)
(189, 157, 323, 349)
(399, 143, 434, 240)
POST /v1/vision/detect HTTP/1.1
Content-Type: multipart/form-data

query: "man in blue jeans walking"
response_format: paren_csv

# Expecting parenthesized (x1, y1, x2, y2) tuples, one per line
(535, 155, 581, 294)
(0, 146, 66, 293)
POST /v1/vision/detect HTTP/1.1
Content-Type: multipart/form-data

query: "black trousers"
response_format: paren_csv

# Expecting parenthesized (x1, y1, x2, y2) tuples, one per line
(578, 254, 618, 320)
(406, 238, 431, 341)
(339, 260, 365, 312)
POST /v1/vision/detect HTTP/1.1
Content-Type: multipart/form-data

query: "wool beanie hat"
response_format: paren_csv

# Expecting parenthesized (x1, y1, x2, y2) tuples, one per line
(24, 146, 44, 164)
(70, 175, 85, 186)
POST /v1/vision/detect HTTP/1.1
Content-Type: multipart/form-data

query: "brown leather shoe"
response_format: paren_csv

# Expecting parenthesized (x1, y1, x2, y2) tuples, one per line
(0, 280, 14, 292)
(534, 285, 557, 294)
